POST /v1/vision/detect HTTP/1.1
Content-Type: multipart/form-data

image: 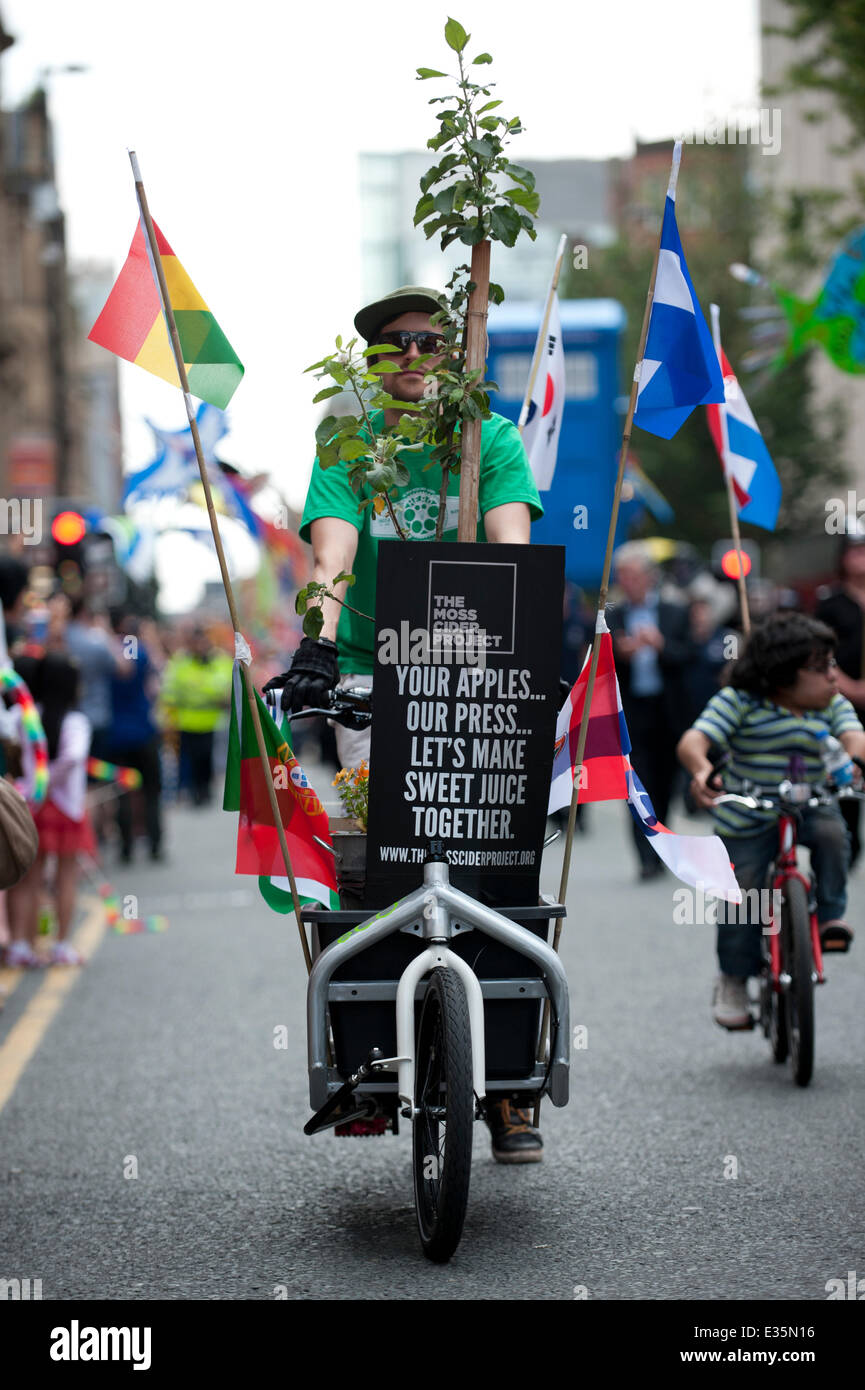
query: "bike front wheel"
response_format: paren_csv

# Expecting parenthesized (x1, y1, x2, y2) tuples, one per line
(782, 876, 814, 1087)
(412, 967, 474, 1263)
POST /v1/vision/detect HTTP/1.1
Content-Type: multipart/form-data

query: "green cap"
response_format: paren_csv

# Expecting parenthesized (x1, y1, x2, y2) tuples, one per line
(354, 285, 447, 343)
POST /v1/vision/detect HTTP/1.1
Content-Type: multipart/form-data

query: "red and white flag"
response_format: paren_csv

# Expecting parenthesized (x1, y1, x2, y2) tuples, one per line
(521, 292, 565, 491)
(549, 616, 741, 902)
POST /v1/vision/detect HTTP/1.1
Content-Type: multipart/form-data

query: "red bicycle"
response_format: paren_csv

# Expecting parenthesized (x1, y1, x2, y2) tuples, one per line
(715, 763, 862, 1088)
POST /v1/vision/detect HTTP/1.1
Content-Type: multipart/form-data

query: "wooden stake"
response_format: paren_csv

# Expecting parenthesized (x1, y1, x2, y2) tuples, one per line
(518, 233, 568, 435)
(457, 238, 491, 541)
(710, 304, 751, 635)
(533, 144, 680, 1125)
(128, 150, 312, 976)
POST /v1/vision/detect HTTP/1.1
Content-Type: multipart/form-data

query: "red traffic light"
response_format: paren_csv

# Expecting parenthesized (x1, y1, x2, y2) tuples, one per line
(51, 511, 86, 546)
(719, 548, 752, 580)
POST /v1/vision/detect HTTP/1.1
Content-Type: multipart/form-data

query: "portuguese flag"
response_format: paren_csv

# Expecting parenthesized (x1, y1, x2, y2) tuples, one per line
(88, 218, 244, 409)
(223, 668, 338, 909)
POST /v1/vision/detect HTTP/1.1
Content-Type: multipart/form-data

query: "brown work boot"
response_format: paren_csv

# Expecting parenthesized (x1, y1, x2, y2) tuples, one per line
(485, 1098, 543, 1164)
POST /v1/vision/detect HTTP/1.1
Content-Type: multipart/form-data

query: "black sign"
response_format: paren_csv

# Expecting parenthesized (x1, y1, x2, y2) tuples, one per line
(366, 541, 564, 903)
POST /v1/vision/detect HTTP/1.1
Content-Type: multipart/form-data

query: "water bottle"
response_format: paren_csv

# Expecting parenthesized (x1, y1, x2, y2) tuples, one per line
(816, 730, 855, 786)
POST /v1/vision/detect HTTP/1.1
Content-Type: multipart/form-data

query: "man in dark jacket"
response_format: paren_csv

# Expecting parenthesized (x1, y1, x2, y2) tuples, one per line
(608, 543, 692, 879)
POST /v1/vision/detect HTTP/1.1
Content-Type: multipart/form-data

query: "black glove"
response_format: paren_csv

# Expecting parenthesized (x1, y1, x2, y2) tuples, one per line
(262, 638, 341, 713)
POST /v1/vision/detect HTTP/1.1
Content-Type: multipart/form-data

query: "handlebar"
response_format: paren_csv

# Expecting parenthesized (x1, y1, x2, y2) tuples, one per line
(713, 774, 865, 813)
(263, 685, 372, 729)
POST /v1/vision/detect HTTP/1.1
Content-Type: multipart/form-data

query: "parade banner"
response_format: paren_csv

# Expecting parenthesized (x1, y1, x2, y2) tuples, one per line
(365, 541, 563, 902)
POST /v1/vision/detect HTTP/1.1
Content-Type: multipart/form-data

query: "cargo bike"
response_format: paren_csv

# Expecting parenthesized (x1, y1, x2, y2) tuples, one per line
(278, 687, 571, 1263)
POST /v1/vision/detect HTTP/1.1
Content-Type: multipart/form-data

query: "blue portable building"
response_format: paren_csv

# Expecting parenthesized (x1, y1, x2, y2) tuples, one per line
(488, 299, 644, 588)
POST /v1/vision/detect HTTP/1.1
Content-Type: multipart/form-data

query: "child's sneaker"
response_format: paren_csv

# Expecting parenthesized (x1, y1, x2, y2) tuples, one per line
(712, 974, 751, 1029)
(5, 941, 44, 969)
(50, 941, 84, 966)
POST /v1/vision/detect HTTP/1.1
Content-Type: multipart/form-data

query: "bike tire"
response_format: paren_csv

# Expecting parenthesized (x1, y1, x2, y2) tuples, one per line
(782, 876, 814, 1087)
(412, 967, 474, 1263)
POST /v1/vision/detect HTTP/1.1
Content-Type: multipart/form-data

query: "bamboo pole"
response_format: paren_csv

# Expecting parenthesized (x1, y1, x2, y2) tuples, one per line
(709, 304, 751, 635)
(457, 239, 491, 540)
(533, 143, 681, 1126)
(518, 233, 568, 435)
(128, 150, 313, 976)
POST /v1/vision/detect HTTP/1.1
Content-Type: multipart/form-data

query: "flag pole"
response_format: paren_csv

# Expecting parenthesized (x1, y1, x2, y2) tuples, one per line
(128, 150, 312, 976)
(533, 143, 681, 1125)
(518, 233, 568, 435)
(457, 239, 492, 540)
(710, 303, 751, 636)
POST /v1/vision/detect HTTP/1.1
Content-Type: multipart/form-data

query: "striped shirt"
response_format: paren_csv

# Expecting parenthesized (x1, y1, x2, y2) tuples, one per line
(693, 686, 863, 835)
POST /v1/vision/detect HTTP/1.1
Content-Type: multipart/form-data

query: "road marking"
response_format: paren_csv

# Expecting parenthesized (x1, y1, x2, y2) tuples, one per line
(0, 897, 106, 1115)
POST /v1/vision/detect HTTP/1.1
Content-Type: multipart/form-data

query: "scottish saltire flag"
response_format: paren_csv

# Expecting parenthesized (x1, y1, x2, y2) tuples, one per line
(633, 158, 724, 439)
(89, 218, 244, 408)
(123, 404, 228, 504)
(626, 763, 741, 903)
(549, 624, 629, 813)
(706, 349, 781, 531)
(521, 293, 566, 490)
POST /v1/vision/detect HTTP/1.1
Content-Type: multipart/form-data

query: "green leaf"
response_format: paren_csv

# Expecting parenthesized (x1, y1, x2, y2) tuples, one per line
(339, 439, 371, 461)
(312, 384, 344, 404)
(478, 99, 502, 113)
(416, 67, 447, 78)
(504, 162, 535, 190)
(478, 117, 500, 132)
(315, 413, 340, 445)
(318, 443, 339, 470)
(433, 185, 456, 215)
(504, 186, 540, 214)
(366, 361, 401, 374)
(472, 52, 492, 63)
(413, 192, 436, 225)
(444, 17, 469, 52)
(490, 203, 521, 246)
(488, 281, 505, 306)
(467, 137, 495, 159)
(332, 571, 356, 587)
(295, 590, 308, 616)
(362, 342, 400, 356)
(303, 608, 324, 640)
(457, 218, 486, 246)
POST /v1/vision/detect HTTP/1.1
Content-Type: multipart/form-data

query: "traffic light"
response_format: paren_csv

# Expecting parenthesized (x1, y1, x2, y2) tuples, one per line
(51, 509, 87, 595)
(710, 538, 760, 581)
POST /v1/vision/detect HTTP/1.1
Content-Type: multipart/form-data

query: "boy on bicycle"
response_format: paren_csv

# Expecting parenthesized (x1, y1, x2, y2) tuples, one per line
(677, 612, 865, 1029)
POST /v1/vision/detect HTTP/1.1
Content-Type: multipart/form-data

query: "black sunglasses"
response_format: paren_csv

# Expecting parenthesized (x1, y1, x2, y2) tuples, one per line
(374, 330, 445, 354)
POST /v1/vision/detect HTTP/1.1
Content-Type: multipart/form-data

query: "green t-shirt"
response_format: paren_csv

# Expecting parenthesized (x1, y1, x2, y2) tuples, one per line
(299, 410, 543, 673)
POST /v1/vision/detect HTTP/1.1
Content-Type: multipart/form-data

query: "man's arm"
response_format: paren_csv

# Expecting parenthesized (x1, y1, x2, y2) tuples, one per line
(308, 517, 360, 642)
(840, 730, 865, 762)
(483, 501, 531, 544)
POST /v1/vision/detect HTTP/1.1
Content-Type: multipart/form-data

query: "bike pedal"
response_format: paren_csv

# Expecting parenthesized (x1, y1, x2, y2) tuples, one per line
(333, 1115, 390, 1137)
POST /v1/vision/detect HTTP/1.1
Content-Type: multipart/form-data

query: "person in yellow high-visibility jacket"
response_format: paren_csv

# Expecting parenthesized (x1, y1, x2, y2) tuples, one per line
(160, 626, 233, 806)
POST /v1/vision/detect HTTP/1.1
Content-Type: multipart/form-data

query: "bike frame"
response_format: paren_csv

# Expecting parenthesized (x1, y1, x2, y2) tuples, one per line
(305, 857, 571, 1114)
(766, 811, 825, 988)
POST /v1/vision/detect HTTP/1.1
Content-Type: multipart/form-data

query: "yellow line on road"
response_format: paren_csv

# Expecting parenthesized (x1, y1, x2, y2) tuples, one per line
(0, 897, 106, 1115)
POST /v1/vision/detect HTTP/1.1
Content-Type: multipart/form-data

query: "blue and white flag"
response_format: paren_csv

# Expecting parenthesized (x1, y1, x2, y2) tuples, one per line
(706, 347, 781, 531)
(123, 403, 228, 505)
(633, 146, 724, 439)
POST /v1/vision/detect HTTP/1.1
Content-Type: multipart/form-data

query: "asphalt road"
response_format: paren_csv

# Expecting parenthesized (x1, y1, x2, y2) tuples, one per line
(1, 778, 863, 1302)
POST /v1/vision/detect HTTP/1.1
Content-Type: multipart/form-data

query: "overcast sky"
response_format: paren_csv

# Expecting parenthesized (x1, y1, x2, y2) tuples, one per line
(2, 0, 761, 517)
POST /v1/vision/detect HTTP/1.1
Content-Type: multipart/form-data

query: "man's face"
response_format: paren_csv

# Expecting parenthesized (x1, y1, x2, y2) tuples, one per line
(616, 560, 652, 604)
(372, 311, 445, 406)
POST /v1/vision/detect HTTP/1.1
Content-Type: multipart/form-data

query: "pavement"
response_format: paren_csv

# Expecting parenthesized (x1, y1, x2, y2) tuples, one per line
(0, 774, 863, 1301)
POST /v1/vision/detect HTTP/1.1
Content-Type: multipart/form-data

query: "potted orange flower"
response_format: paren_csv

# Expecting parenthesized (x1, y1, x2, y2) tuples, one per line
(330, 762, 369, 907)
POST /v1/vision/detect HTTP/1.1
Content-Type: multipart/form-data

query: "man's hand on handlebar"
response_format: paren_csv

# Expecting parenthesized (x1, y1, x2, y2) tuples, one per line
(261, 637, 341, 713)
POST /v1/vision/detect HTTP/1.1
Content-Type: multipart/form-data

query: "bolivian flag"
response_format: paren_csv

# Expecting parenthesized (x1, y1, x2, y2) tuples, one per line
(88, 219, 243, 409)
